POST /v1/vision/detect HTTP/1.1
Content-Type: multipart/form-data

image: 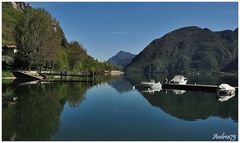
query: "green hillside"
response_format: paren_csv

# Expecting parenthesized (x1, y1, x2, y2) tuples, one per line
(125, 26, 238, 74)
(2, 2, 23, 44)
(2, 2, 118, 73)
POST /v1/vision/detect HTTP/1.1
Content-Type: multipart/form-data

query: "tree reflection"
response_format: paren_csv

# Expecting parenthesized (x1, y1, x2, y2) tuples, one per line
(15, 84, 62, 140)
(2, 81, 93, 141)
(66, 83, 88, 107)
(2, 105, 17, 141)
(140, 89, 238, 122)
(126, 73, 238, 122)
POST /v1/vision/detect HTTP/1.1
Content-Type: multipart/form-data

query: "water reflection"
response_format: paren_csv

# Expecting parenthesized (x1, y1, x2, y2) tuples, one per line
(172, 90, 186, 95)
(141, 83, 162, 94)
(2, 73, 238, 141)
(218, 94, 236, 102)
(3, 84, 61, 140)
(134, 87, 238, 122)
(2, 81, 91, 141)
(108, 76, 133, 93)
(126, 73, 238, 122)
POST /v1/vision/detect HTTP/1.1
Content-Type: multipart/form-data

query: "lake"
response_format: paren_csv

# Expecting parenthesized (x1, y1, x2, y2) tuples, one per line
(2, 73, 238, 141)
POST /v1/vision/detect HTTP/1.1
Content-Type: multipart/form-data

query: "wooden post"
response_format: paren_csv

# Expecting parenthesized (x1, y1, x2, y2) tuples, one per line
(86, 72, 88, 83)
(60, 71, 63, 81)
(65, 71, 67, 80)
(94, 72, 96, 82)
(92, 71, 94, 81)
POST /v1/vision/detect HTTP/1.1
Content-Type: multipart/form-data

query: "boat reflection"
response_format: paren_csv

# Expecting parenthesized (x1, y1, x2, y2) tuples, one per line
(141, 82, 162, 94)
(172, 89, 186, 95)
(126, 74, 238, 122)
(139, 89, 237, 122)
(218, 94, 236, 102)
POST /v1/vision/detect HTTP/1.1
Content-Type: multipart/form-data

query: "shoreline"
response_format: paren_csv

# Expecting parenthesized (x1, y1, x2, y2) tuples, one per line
(2, 77, 17, 80)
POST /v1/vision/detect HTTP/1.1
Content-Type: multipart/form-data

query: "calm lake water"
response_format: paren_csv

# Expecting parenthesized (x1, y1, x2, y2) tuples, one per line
(2, 73, 238, 141)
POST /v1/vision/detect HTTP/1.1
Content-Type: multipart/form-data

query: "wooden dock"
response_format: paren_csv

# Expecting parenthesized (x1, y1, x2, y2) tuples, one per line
(41, 79, 96, 83)
(163, 83, 238, 93)
(39, 71, 96, 81)
(12, 71, 97, 82)
(39, 71, 96, 77)
(13, 71, 43, 80)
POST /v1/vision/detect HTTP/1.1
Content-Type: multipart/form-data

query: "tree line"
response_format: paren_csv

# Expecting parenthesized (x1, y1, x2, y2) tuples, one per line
(3, 3, 118, 72)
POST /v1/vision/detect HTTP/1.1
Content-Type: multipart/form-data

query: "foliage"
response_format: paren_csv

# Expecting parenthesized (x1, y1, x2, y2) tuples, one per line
(2, 56, 15, 70)
(3, 3, 120, 73)
(15, 8, 62, 69)
(67, 41, 87, 70)
(66, 41, 118, 72)
(53, 48, 69, 70)
(2, 70, 14, 77)
(2, 3, 23, 43)
(126, 26, 238, 73)
(221, 58, 238, 73)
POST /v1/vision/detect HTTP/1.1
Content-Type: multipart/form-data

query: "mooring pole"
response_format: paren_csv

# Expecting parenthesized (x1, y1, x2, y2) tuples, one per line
(60, 71, 63, 81)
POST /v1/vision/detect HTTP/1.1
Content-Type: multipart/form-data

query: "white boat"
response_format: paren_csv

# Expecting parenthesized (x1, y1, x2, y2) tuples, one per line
(142, 82, 162, 94)
(217, 84, 236, 95)
(141, 79, 156, 87)
(151, 82, 162, 89)
(170, 75, 188, 85)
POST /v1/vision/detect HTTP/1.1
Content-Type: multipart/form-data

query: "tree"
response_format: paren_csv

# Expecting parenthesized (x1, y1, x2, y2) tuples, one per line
(53, 48, 69, 70)
(16, 8, 62, 69)
(2, 2, 23, 44)
(67, 41, 87, 70)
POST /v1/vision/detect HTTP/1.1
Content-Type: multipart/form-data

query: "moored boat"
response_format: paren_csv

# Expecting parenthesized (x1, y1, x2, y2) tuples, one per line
(141, 79, 156, 87)
(169, 75, 188, 85)
(217, 83, 236, 96)
(141, 82, 162, 93)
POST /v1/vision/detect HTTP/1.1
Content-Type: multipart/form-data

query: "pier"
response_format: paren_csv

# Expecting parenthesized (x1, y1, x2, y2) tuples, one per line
(12, 71, 97, 82)
(13, 71, 43, 80)
(163, 83, 238, 93)
(39, 71, 96, 82)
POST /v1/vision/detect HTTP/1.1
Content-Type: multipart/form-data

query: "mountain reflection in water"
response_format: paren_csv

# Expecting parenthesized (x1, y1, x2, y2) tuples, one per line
(2, 73, 238, 141)
(126, 73, 238, 122)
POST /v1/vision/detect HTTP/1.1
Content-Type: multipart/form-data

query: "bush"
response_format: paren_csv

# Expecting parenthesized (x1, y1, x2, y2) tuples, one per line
(2, 70, 14, 77)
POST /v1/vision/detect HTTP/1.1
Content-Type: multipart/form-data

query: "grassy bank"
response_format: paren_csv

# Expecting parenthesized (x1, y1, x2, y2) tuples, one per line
(2, 70, 15, 78)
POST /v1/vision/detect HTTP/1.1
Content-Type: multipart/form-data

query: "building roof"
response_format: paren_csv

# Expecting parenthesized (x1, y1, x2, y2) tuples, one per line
(4, 45, 17, 49)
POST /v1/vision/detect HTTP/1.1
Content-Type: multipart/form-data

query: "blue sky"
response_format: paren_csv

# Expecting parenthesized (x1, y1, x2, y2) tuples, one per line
(30, 2, 238, 61)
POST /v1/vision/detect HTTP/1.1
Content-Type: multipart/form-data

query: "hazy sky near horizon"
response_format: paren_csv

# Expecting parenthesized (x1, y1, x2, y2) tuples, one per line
(30, 2, 238, 61)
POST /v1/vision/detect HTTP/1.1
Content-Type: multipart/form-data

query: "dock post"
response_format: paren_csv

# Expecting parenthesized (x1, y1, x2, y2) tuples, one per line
(60, 71, 63, 81)
(86, 72, 88, 83)
(65, 71, 67, 80)
(93, 72, 96, 82)
(92, 71, 94, 81)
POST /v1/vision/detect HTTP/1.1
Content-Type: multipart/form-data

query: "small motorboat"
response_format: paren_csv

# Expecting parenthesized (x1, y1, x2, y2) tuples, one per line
(217, 84, 236, 96)
(142, 82, 162, 94)
(151, 82, 162, 89)
(169, 75, 188, 85)
(141, 79, 156, 87)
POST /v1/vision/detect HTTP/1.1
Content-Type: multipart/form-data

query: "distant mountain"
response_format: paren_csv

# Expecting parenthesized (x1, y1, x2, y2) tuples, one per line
(125, 26, 238, 74)
(107, 51, 136, 69)
(221, 58, 238, 73)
